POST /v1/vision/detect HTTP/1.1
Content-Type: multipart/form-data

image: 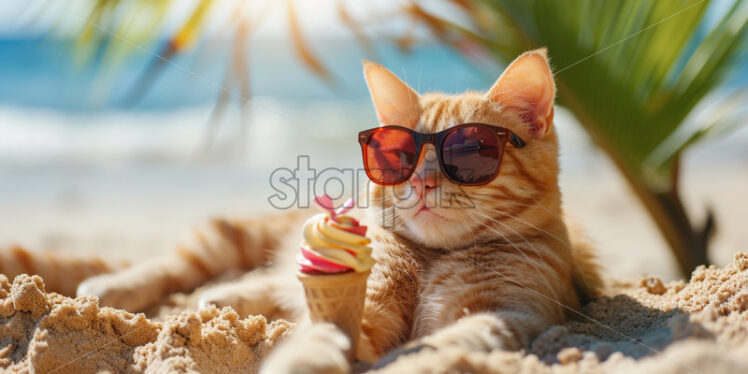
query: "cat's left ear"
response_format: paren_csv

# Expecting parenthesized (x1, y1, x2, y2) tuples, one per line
(486, 48, 556, 138)
(363, 60, 421, 128)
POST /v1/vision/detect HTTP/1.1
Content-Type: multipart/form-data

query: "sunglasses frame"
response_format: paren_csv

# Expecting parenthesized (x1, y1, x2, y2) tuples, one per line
(358, 123, 527, 186)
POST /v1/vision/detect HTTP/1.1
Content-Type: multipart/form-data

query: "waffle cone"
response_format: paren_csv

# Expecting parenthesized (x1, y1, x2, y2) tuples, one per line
(297, 269, 370, 361)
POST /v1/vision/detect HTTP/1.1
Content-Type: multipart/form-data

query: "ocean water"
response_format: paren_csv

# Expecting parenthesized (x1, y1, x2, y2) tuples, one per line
(0, 38, 495, 109)
(0, 38, 497, 168)
(0, 37, 745, 192)
(1, 39, 743, 160)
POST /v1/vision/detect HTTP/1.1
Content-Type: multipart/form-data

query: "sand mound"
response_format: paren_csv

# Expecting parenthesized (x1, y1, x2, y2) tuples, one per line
(373, 252, 748, 374)
(1, 253, 746, 374)
(0, 275, 292, 373)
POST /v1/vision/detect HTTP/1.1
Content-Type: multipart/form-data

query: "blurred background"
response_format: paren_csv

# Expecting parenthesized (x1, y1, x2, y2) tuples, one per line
(0, 0, 746, 281)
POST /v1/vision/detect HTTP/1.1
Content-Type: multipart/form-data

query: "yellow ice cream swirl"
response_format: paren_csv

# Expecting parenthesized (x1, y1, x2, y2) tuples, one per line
(301, 214, 374, 272)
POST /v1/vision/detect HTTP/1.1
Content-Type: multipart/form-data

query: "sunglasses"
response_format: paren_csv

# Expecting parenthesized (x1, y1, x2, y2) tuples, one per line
(358, 123, 527, 186)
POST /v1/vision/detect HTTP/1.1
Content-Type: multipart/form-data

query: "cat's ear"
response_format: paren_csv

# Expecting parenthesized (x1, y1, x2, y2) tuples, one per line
(486, 48, 555, 138)
(363, 60, 421, 128)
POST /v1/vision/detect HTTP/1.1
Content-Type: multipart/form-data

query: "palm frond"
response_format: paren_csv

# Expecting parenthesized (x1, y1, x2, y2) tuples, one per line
(454, 0, 747, 274)
(473, 0, 746, 186)
(287, 0, 334, 83)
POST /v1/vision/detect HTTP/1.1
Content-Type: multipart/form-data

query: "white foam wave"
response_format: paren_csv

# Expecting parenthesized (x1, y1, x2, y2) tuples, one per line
(0, 100, 744, 172)
(0, 98, 370, 169)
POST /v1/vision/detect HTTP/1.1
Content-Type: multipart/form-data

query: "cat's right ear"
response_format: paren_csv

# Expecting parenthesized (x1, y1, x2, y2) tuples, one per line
(486, 48, 556, 138)
(363, 61, 421, 128)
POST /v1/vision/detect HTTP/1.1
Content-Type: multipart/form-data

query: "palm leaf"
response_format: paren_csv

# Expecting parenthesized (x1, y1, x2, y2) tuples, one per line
(474, 0, 746, 182)
(455, 0, 747, 274)
(287, 0, 334, 83)
(336, 0, 377, 59)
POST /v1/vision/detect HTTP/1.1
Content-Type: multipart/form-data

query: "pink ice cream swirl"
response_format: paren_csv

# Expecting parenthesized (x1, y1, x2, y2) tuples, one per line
(296, 195, 373, 274)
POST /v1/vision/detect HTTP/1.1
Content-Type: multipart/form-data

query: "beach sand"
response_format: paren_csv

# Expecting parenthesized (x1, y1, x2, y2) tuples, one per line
(1, 165, 747, 373)
(1, 252, 745, 373)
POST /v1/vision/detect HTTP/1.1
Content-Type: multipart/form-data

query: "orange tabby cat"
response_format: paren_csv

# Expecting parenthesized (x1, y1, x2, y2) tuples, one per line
(0, 48, 602, 373)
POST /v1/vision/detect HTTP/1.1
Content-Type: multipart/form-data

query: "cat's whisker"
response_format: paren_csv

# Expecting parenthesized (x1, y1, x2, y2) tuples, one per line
(467, 193, 569, 230)
(467, 195, 598, 295)
(472, 204, 572, 250)
(470, 210, 562, 300)
(470, 189, 599, 282)
(452, 206, 553, 289)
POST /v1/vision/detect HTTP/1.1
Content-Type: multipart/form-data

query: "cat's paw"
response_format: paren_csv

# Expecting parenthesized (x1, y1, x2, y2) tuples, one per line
(77, 271, 161, 312)
(197, 288, 234, 310)
(198, 279, 283, 318)
(261, 323, 350, 374)
(420, 313, 517, 352)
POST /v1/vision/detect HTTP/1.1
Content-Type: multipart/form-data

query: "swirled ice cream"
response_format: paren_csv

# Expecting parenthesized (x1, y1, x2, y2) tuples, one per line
(297, 196, 374, 274)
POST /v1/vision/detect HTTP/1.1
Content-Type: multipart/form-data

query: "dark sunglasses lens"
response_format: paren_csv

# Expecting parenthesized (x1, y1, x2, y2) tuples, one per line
(365, 128, 417, 185)
(442, 126, 503, 184)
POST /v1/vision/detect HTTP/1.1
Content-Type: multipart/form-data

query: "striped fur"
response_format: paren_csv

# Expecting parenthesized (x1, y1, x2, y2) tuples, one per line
(265, 49, 603, 372)
(1, 49, 603, 372)
(0, 245, 127, 296)
(74, 211, 309, 312)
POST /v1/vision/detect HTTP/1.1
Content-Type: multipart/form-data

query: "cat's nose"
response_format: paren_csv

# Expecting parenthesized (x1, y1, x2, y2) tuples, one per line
(410, 171, 440, 198)
(411, 145, 440, 198)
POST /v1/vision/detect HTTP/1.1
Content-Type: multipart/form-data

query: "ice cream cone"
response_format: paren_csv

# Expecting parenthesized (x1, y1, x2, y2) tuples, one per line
(297, 270, 370, 361)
